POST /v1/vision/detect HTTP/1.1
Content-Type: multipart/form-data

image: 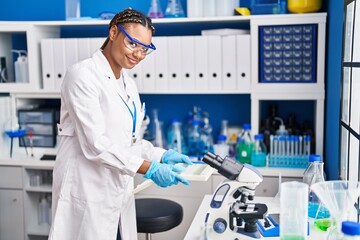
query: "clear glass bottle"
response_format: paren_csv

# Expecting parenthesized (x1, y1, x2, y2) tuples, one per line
(303, 154, 330, 222)
(187, 120, 202, 156)
(236, 123, 253, 164)
(251, 134, 267, 167)
(200, 112, 214, 154)
(167, 118, 184, 153)
(165, 0, 185, 18)
(148, 0, 164, 18)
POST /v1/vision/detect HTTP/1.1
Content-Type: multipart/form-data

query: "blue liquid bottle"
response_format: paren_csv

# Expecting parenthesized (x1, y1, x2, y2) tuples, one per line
(251, 134, 267, 167)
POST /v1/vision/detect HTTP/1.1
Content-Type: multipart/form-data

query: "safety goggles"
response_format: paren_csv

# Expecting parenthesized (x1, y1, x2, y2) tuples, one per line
(117, 25, 156, 56)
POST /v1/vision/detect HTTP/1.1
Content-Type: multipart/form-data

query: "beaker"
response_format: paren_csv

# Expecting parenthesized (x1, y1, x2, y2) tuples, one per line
(311, 181, 360, 240)
(165, 0, 185, 18)
(280, 181, 308, 240)
(148, 0, 164, 18)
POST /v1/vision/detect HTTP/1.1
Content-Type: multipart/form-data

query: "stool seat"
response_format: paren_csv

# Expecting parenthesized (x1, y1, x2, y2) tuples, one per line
(136, 198, 183, 234)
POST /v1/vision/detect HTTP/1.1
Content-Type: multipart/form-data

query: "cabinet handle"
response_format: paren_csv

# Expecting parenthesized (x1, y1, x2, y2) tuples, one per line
(12, 198, 17, 202)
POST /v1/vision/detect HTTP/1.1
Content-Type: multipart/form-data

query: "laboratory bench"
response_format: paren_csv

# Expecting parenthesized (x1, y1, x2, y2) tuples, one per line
(0, 156, 304, 240)
(185, 195, 327, 240)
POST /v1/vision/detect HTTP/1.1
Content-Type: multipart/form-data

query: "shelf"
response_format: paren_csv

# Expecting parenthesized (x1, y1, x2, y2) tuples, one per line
(25, 185, 52, 193)
(27, 223, 50, 236)
(0, 13, 327, 27)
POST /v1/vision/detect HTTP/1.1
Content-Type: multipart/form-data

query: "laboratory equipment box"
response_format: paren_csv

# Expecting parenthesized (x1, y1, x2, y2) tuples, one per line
(18, 109, 58, 148)
(259, 24, 318, 83)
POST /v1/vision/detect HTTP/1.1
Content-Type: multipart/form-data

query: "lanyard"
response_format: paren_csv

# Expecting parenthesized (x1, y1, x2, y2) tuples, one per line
(118, 95, 137, 140)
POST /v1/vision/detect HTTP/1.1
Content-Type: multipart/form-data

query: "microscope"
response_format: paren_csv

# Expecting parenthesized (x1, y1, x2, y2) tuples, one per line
(202, 152, 268, 239)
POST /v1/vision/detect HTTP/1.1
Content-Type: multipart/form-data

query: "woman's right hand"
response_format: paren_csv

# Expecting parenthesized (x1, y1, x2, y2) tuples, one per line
(144, 161, 190, 187)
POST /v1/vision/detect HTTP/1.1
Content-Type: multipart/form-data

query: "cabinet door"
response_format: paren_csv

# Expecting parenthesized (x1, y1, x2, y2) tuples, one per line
(0, 189, 24, 240)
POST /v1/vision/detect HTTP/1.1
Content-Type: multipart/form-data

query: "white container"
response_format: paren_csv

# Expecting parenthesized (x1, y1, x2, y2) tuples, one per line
(12, 50, 29, 83)
(38, 197, 50, 225)
(187, 0, 203, 17)
(280, 181, 308, 239)
(215, 0, 238, 16)
(203, 0, 216, 17)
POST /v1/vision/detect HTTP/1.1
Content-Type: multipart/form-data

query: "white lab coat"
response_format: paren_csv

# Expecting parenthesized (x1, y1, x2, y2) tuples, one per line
(49, 50, 165, 240)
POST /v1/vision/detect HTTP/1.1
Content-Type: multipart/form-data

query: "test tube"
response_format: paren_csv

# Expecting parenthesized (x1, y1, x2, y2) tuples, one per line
(270, 135, 274, 157)
(294, 136, 299, 156)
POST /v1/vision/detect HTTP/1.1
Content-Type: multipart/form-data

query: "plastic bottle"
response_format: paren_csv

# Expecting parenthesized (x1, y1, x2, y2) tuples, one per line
(219, 120, 229, 142)
(302, 154, 330, 220)
(251, 134, 267, 167)
(167, 118, 183, 153)
(38, 196, 50, 225)
(236, 123, 253, 164)
(187, 120, 202, 156)
(214, 134, 229, 158)
(148, 0, 164, 18)
(200, 112, 214, 154)
(165, 0, 185, 18)
(341, 221, 360, 240)
(11, 50, 29, 83)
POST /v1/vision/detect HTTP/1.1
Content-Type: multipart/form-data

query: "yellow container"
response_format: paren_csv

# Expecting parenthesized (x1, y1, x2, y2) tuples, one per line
(287, 0, 322, 13)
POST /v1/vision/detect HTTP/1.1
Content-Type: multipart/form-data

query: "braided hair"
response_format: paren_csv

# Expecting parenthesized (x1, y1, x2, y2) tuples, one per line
(101, 8, 155, 49)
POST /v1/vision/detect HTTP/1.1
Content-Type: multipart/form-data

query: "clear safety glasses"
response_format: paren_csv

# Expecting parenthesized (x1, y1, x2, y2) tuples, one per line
(117, 25, 156, 56)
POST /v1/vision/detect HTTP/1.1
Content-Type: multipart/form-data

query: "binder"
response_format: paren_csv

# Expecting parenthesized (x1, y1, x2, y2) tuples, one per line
(222, 35, 237, 91)
(153, 37, 168, 92)
(167, 36, 182, 92)
(180, 36, 195, 91)
(141, 46, 156, 92)
(64, 38, 78, 70)
(40, 39, 55, 90)
(90, 38, 105, 55)
(194, 36, 209, 91)
(207, 36, 222, 91)
(52, 39, 66, 90)
(127, 64, 143, 92)
(236, 35, 251, 92)
(77, 38, 91, 62)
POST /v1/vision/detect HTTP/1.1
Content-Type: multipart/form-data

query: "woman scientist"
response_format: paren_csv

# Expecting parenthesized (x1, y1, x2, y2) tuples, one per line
(49, 8, 192, 240)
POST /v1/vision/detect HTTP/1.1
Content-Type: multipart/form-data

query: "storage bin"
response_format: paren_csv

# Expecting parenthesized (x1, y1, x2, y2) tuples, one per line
(19, 110, 54, 124)
(259, 24, 317, 83)
(20, 135, 56, 148)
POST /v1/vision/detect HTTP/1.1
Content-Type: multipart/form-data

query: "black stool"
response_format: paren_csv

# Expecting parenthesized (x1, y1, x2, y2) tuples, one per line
(135, 198, 183, 240)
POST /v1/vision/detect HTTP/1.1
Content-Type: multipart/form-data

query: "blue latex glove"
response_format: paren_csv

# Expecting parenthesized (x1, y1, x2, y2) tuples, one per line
(144, 161, 190, 187)
(162, 149, 193, 165)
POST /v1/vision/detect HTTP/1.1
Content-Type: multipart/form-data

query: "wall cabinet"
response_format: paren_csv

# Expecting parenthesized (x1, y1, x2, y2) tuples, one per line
(0, 13, 327, 156)
(0, 13, 325, 239)
(0, 166, 24, 240)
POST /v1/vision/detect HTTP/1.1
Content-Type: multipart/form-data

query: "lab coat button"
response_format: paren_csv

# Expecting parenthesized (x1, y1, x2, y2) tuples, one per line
(59, 128, 62, 131)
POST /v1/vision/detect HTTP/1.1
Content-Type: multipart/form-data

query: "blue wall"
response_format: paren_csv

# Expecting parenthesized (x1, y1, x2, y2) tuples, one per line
(1, 1, 344, 180)
(0, 0, 187, 20)
(323, 0, 343, 180)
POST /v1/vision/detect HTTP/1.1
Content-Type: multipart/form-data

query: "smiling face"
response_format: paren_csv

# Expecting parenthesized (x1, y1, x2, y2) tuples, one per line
(102, 23, 153, 78)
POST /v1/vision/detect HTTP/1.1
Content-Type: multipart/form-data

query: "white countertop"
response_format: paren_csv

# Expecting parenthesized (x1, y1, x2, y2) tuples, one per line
(0, 156, 55, 168)
(185, 195, 327, 240)
(0, 156, 304, 177)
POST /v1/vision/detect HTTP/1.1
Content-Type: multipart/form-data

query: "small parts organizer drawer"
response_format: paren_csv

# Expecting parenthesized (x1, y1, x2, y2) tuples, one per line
(18, 109, 57, 148)
(259, 24, 317, 83)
